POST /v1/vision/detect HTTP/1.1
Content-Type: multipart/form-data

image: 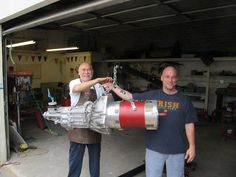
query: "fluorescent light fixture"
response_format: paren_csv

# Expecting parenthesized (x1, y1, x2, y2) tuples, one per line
(46, 47, 79, 52)
(6, 40, 36, 48)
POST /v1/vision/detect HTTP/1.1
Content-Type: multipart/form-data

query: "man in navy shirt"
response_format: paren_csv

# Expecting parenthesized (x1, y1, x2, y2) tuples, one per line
(103, 65, 198, 177)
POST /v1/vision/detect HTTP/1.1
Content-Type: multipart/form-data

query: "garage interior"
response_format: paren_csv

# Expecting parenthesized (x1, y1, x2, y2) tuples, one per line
(1, 0, 236, 177)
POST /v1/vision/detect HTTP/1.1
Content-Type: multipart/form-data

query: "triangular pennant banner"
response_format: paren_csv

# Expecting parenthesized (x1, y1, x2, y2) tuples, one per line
(18, 55, 22, 61)
(54, 58, 59, 63)
(38, 56, 42, 62)
(31, 56, 35, 62)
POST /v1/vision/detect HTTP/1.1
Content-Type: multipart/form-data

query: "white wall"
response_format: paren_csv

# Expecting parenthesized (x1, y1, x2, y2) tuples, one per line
(0, 0, 59, 23)
(0, 25, 7, 164)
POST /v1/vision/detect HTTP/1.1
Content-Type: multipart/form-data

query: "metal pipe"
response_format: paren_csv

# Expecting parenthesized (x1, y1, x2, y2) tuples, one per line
(83, 3, 236, 31)
(15, 91, 21, 135)
(3, 0, 131, 35)
(182, 4, 236, 15)
(103, 0, 181, 16)
(62, 0, 181, 26)
(123, 14, 176, 24)
(61, 17, 98, 26)
(83, 23, 119, 31)
(83, 14, 176, 31)
(99, 13, 236, 35)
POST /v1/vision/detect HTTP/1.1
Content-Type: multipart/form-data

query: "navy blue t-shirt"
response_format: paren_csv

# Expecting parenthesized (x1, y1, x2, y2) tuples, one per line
(133, 89, 198, 154)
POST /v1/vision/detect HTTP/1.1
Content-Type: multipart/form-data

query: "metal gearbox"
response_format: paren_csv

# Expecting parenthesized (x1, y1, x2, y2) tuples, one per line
(43, 94, 163, 134)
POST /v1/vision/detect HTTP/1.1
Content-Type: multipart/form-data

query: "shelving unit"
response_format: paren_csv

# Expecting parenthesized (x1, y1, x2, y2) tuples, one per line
(97, 57, 236, 114)
(178, 69, 209, 110)
(207, 58, 236, 115)
(101, 57, 210, 111)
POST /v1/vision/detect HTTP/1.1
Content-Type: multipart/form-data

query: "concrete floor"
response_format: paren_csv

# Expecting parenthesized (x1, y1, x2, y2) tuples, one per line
(1, 119, 236, 177)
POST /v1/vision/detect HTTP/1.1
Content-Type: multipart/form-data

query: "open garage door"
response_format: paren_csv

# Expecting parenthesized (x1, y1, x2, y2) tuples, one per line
(0, 0, 131, 163)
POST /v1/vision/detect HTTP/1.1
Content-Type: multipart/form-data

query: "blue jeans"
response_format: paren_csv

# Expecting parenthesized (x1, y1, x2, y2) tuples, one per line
(145, 148, 185, 177)
(68, 142, 101, 177)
